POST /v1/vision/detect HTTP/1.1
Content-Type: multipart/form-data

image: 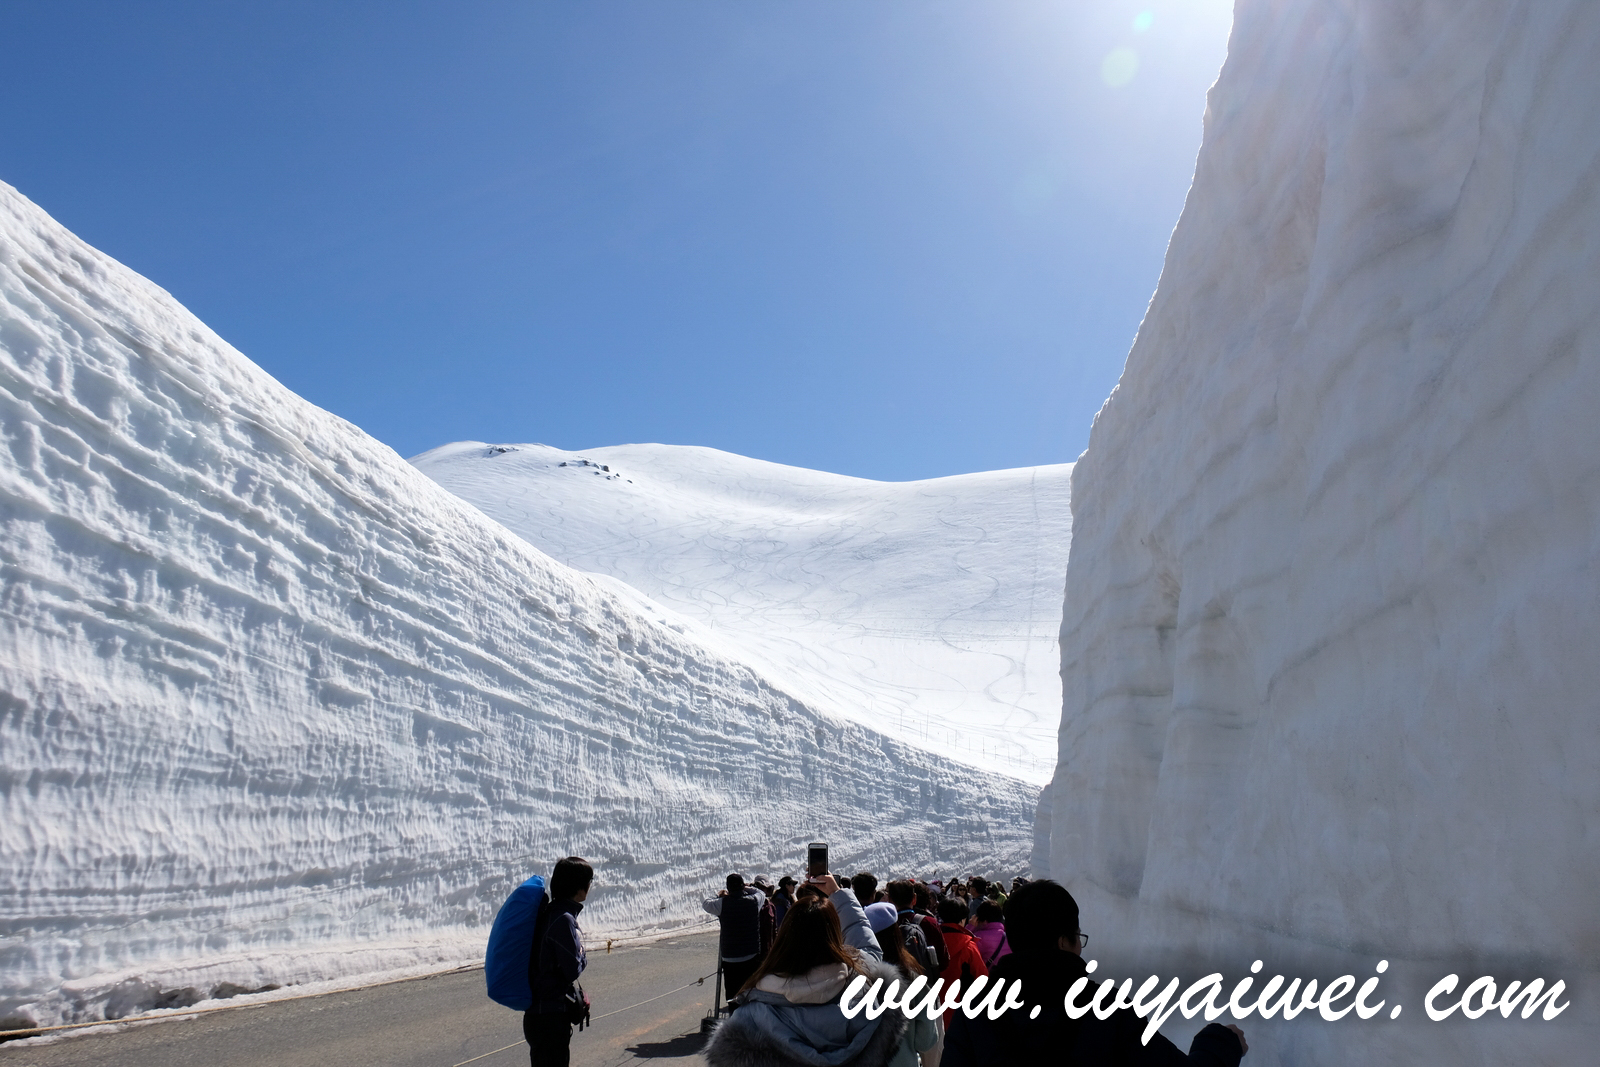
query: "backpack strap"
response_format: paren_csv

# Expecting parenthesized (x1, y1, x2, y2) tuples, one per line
(527, 891, 553, 987)
(984, 930, 1008, 967)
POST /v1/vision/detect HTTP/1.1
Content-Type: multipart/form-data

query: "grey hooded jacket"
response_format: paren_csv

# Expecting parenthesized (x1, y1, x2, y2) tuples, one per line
(705, 889, 906, 1067)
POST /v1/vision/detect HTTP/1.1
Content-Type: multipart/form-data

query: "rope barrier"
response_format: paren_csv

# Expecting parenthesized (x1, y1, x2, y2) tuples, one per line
(590, 971, 718, 1022)
(449, 1042, 525, 1067)
(447, 970, 718, 1067)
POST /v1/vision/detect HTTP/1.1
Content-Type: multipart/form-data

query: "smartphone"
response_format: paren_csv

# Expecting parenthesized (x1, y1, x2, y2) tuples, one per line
(807, 842, 829, 878)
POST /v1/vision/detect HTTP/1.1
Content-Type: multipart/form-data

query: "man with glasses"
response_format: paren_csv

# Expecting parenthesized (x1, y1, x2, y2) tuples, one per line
(942, 879, 1248, 1066)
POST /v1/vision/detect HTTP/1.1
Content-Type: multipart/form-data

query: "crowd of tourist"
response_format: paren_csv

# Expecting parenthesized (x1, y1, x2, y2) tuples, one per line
(514, 858, 1248, 1067)
(701, 867, 1248, 1067)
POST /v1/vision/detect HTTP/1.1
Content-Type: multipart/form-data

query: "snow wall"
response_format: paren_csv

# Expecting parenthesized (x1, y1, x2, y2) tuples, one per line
(1035, 1, 1599, 1062)
(0, 182, 1037, 1027)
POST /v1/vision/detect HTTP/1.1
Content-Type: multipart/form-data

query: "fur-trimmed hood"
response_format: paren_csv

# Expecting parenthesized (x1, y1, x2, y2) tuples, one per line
(704, 957, 910, 1067)
(753, 961, 853, 1004)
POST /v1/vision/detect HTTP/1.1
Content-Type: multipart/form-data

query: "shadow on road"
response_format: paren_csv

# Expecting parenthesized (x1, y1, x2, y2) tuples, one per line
(625, 1031, 707, 1058)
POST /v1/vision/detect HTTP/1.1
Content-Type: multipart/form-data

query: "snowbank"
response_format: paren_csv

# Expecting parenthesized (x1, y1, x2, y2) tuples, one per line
(1036, 0, 1600, 1062)
(413, 442, 1071, 784)
(0, 181, 1037, 1027)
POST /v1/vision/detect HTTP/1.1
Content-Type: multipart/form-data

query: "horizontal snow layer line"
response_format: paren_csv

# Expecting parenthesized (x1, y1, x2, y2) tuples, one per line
(0, 179, 1040, 1026)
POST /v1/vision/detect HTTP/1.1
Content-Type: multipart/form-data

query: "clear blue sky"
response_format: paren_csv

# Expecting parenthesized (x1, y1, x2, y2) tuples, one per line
(1, 0, 1232, 481)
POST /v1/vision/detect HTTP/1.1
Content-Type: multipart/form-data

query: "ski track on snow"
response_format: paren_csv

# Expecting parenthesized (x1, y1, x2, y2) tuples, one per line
(412, 443, 1073, 783)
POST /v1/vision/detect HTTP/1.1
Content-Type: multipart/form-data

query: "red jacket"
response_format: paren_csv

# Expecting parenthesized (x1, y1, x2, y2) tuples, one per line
(758, 896, 777, 956)
(937, 923, 990, 1023)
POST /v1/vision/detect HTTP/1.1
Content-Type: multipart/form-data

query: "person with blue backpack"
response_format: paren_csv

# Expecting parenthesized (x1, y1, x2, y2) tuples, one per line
(527, 857, 594, 1067)
(484, 856, 595, 1067)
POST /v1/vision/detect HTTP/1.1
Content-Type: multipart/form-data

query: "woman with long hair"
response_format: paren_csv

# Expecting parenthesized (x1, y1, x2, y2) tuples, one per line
(864, 903, 941, 1067)
(867, 909, 924, 978)
(705, 874, 910, 1067)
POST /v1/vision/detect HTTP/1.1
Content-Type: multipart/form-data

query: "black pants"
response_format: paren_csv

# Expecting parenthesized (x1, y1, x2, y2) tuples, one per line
(523, 1010, 572, 1067)
(721, 957, 760, 1009)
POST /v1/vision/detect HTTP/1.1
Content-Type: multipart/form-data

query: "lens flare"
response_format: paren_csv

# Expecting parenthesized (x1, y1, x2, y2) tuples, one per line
(1133, 10, 1155, 33)
(1101, 47, 1139, 88)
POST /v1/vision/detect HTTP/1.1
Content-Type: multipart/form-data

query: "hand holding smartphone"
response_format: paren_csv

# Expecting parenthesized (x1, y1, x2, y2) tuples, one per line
(807, 872, 840, 896)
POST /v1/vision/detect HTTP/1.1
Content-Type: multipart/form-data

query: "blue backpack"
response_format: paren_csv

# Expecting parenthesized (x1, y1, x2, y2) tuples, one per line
(485, 874, 547, 1010)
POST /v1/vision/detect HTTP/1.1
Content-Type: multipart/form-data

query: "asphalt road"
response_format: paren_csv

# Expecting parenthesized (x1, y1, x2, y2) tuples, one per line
(1, 928, 723, 1067)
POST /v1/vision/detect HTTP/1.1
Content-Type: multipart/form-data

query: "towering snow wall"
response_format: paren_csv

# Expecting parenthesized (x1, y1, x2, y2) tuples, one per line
(1037, 1, 1598, 1061)
(0, 181, 1037, 1026)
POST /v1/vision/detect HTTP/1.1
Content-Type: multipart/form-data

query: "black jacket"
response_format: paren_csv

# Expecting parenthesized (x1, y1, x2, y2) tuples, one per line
(942, 948, 1245, 1067)
(531, 898, 587, 1014)
(713, 887, 767, 961)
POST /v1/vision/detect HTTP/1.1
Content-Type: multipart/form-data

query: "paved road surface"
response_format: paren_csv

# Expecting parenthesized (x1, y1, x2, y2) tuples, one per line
(1, 929, 723, 1067)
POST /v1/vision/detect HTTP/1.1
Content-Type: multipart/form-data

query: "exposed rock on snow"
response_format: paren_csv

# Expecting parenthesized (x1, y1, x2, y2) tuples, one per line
(0, 182, 1037, 1026)
(413, 442, 1072, 784)
(1036, 0, 1600, 1061)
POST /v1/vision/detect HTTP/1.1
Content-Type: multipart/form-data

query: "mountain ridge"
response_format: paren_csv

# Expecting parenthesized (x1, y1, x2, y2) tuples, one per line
(413, 439, 1072, 782)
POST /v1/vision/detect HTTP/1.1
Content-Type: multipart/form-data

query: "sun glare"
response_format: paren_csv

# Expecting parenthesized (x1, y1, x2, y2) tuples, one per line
(1101, 46, 1140, 87)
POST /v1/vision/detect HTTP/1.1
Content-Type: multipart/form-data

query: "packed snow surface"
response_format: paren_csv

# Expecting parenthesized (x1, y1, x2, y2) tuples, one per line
(412, 443, 1071, 784)
(0, 181, 1038, 1027)
(1036, 0, 1600, 1062)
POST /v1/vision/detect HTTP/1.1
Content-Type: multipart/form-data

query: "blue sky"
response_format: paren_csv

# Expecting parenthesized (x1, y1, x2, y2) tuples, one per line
(1, 0, 1232, 481)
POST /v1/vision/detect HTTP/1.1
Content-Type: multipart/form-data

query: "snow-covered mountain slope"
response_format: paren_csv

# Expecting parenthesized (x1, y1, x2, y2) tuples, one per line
(1037, 0, 1600, 1062)
(411, 443, 1071, 784)
(0, 181, 1038, 1028)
